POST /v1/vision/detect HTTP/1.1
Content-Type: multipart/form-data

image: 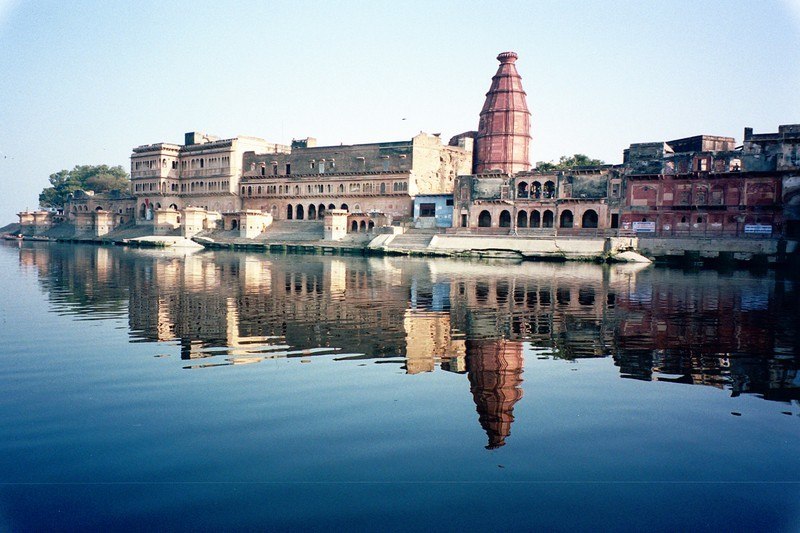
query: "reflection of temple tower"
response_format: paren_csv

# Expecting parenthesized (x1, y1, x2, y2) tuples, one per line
(466, 339, 524, 449)
(474, 51, 531, 174)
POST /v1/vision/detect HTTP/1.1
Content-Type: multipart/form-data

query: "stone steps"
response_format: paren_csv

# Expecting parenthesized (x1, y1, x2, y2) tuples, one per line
(264, 221, 325, 242)
(388, 232, 435, 249)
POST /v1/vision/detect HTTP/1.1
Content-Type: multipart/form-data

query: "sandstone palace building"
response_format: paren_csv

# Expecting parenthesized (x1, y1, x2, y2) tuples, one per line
(238, 133, 472, 222)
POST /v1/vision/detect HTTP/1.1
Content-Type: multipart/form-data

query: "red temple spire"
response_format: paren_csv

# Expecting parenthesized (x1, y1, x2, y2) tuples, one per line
(474, 51, 532, 174)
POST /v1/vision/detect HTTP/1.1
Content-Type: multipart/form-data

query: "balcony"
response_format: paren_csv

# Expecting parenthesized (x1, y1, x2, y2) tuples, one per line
(181, 168, 234, 179)
(131, 169, 177, 180)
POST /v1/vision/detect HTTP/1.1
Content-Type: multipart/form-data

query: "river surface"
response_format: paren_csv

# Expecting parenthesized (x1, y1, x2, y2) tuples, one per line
(0, 241, 798, 531)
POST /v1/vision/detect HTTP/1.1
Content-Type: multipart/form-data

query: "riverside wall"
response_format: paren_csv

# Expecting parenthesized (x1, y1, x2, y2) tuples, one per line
(426, 235, 637, 260)
(636, 237, 793, 265)
(7, 218, 797, 267)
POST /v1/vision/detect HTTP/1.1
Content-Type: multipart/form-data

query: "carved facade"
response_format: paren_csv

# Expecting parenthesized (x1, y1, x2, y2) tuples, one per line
(130, 132, 284, 222)
(619, 129, 798, 237)
(452, 168, 619, 234)
(238, 133, 472, 221)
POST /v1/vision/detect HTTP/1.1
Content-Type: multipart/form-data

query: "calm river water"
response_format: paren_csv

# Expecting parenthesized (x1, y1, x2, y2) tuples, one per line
(0, 241, 798, 531)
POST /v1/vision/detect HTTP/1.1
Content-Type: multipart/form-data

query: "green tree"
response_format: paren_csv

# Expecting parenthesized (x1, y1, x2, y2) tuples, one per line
(38, 164, 129, 208)
(535, 154, 605, 171)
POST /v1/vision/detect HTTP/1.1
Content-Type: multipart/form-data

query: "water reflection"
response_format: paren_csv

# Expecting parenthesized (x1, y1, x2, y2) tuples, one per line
(9, 242, 800, 448)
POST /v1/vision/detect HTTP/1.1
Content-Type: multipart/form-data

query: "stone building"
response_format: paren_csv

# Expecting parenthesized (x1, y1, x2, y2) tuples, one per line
(130, 131, 284, 222)
(238, 133, 472, 222)
(65, 190, 135, 226)
(449, 50, 623, 234)
(452, 168, 620, 234)
(743, 125, 800, 238)
(620, 127, 799, 237)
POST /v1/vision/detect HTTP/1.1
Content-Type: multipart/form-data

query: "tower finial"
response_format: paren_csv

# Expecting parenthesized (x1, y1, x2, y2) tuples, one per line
(497, 51, 518, 64)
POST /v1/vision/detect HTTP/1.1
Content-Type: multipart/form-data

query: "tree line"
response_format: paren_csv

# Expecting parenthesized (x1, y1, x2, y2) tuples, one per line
(39, 165, 130, 208)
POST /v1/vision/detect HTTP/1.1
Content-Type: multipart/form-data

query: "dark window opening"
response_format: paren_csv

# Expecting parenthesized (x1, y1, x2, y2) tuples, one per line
(419, 203, 436, 217)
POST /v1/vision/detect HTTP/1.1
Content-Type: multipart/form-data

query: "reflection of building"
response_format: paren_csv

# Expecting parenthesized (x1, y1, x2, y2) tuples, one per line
(446, 262, 619, 359)
(403, 311, 465, 374)
(612, 268, 800, 401)
(466, 339, 524, 449)
(14, 241, 800, 453)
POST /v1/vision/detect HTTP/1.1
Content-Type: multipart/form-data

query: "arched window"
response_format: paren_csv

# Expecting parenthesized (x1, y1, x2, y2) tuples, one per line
(542, 210, 554, 228)
(532, 181, 542, 198)
(368, 221, 375, 232)
(351, 220, 358, 232)
(296, 204, 304, 220)
(308, 204, 316, 219)
(318, 204, 326, 219)
(287, 204, 293, 220)
(247, 186, 252, 196)
(359, 220, 366, 232)
(560, 210, 573, 228)
(380, 183, 386, 194)
(530, 210, 541, 228)
(499, 210, 511, 227)
(340, 203, 348, 212)
(328, 204, 336, 210)
(478, 210, 492, 227)
(517, 181, 529, 198)
(231, 219, 238, 230)
(581, 209, 598, 228)
(544, 181, 555, 198)
(517, 210, 528, 228)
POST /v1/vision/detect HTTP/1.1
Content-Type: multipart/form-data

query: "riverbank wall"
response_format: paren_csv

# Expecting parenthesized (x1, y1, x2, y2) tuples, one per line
(7, 218, 797, 268)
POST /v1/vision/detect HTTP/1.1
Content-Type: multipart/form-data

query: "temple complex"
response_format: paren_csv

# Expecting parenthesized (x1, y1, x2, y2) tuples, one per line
(15, 51, 800, 256)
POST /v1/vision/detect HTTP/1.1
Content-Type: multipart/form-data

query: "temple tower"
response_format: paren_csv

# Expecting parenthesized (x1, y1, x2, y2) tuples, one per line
(473, 51, 531, 174)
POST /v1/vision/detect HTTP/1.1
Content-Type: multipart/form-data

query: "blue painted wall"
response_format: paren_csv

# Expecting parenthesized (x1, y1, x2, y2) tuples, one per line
(413, 195, 453, 228)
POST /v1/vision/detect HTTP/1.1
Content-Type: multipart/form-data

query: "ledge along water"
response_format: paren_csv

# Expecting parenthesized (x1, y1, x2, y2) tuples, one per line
(4, 219, 797, 268)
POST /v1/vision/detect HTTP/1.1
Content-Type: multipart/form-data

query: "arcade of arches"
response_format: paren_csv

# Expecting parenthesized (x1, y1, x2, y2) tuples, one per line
(470, 208, 602, 230)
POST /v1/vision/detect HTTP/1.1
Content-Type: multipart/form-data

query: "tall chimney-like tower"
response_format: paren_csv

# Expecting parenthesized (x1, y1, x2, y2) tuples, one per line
(473, 51, 531, 174)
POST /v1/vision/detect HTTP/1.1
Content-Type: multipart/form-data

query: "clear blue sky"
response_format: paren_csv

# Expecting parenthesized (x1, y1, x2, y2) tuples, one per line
(1, 0, 798, 223)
